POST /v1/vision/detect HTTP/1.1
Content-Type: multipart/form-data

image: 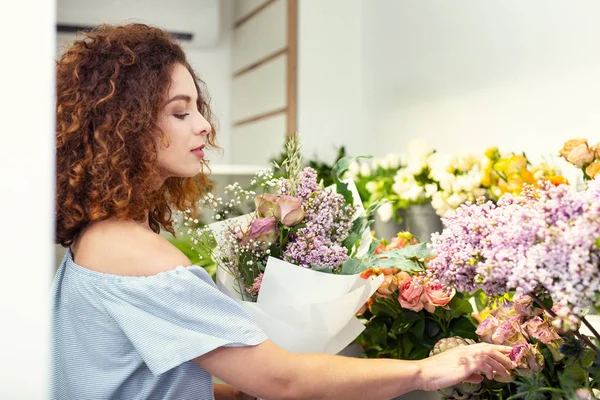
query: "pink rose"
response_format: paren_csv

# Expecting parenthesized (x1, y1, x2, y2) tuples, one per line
(522, 316, 560, 344)
(491, 302, 518, 322)
(523, 316, 564, 362)
(277, 195, 305, 226)
(476, 315, 500, 343)
(421, 281, 455, 313)
(246, 217, 277, 247)
(513, 295, 539, 318)
(398, 276, 424, 312)
(255, 194, 280, 219)
(491, 315, 528, 345)
(510, 342, 544, 377)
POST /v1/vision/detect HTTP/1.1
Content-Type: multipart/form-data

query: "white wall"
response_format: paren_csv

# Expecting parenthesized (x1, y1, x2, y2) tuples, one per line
(297, 0, 367, 164)
(298, 0, 600, 179)
(0, 0, 54, 397)
(186, 0, 234, 165)
(362, 0, 600, 165)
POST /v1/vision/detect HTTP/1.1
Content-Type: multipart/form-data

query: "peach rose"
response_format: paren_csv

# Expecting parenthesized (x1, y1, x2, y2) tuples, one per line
(255, 193, 280, 219)
(560, 139, 595, 167)
(421, 281, 455, 313)
(559, 138, 588, 159)
(277, 195, 305, 226)
(585, 160, 600, 179)
(375, 274, 398, 299)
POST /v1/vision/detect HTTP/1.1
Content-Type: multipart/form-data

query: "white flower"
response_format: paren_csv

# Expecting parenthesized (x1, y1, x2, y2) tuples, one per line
(372, 158, 381, 171)
(425, 183, 438, 197)
(438, 172, 456, 191)
(360, 162, 372, 177)
(431, 192, 450, 217)
(446, 192, 467, 208)
(406, 156, 427, 175)
(384, 153, 401, 170)
(377, 201, 394, 222)
(405, 185, 424, 201)
(365, 181, 378, 193)
(378, 157, 389, 170)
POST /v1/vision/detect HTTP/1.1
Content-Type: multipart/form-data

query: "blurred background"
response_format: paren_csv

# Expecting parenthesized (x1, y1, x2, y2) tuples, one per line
(56, 0, 600, 169)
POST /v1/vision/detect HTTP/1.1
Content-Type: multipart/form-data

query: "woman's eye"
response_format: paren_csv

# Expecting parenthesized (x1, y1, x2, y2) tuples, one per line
(174, 112, 190, 120)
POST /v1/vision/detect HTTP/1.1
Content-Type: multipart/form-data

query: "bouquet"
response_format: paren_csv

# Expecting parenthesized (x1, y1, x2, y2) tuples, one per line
(183, 136, 384, 354)
(354, 232, 478, 361)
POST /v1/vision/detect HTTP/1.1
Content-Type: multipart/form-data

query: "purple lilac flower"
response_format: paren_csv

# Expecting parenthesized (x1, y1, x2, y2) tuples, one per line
(429, 180, 600, 317)
(295, 167, 321, 201)
(280, 167, 355, 270)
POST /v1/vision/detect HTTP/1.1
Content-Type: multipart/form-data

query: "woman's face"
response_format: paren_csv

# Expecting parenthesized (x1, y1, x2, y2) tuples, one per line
(156, 63, 211, 179)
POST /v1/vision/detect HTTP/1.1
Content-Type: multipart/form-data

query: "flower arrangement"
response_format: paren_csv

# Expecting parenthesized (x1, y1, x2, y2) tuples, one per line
(178, 136, 386, 354)
(427, 176, 600, 397)
(354, 232, 478, 361)
(559, 138, 600, 180)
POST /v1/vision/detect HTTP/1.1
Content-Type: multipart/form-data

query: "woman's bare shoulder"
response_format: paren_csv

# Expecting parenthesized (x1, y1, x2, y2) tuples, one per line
(73, 219, 191, 276)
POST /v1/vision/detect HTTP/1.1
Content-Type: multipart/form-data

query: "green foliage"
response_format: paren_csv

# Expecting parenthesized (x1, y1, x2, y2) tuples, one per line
(355, 290, 477, 361)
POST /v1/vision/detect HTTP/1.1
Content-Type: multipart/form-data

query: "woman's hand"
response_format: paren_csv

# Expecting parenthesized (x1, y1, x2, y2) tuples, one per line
(415, 342, 515, 391)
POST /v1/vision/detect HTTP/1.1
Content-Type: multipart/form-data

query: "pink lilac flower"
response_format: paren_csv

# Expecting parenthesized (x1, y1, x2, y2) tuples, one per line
(247, 273, 263, 297)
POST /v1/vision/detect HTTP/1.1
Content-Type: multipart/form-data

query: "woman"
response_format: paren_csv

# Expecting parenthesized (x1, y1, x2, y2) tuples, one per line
(53, 23, 514, 400)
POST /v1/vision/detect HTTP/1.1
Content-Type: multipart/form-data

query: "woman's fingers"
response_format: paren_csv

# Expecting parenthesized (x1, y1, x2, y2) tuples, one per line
(464, 373, 484, 384)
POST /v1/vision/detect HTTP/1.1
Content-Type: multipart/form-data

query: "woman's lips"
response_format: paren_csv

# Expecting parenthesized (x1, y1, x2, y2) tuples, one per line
(191, 144, 205, 158)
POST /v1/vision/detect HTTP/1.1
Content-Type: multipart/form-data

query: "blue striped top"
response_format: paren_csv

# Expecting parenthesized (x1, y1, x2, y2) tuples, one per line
(51, 249, 267, 400)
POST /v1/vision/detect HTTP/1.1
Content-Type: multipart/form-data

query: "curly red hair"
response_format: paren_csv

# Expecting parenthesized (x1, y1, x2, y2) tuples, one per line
(56, 23, 217, 246)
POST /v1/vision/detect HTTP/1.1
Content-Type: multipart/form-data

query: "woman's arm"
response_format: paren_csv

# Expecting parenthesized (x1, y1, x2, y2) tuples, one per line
(196, 340, 514, 400)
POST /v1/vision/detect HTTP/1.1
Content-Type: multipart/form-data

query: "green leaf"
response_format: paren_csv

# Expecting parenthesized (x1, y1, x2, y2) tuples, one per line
(343, 214, 368, 253)
(390, 311, 420, 334)
(370, 256, 425, 272)
(401, 333, 415, 359)
(414, 319, 425, 340)
(425, 319, 442, 338)
(449, 316, 478, 339)
(340, 257, 370, 275)
(312, 265, 334, 274)
(331, 155, 373, 205)
(370, 298, 399, 319)
(447, 297, 474, 319)
(362, 318, 389, 347)
(391, 242, 435, 260)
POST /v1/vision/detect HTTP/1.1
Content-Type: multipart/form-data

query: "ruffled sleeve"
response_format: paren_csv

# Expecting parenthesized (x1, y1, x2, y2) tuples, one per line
(93, 265, 267, 376)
